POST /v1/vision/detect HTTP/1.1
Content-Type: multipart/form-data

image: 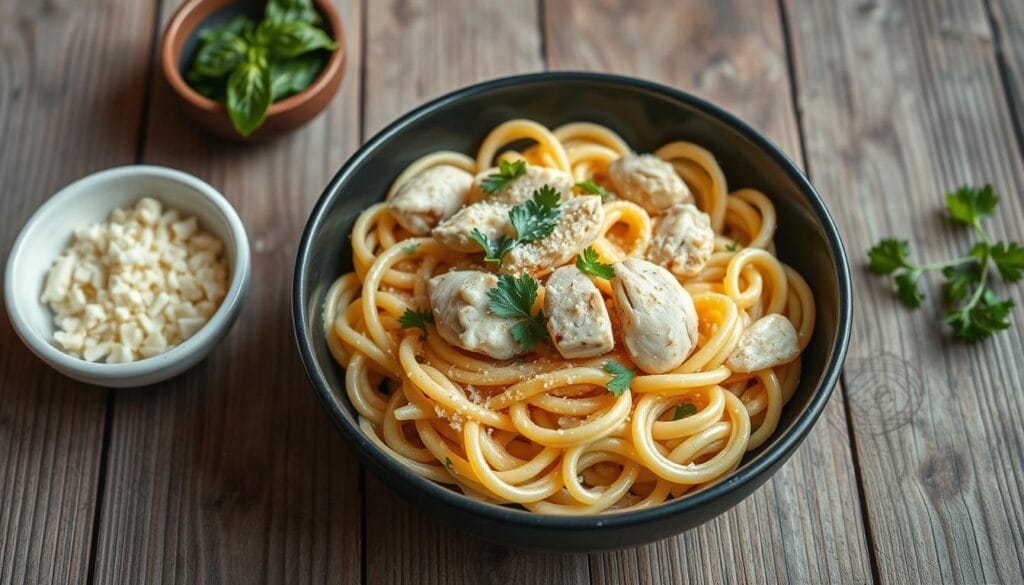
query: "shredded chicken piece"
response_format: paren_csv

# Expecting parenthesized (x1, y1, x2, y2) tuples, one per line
(544, 266, 615, 358)
(608, 154, 693, 213)
(611, 258, 698, 373)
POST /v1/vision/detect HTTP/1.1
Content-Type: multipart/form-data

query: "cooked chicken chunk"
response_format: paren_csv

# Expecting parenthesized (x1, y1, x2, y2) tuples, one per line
(725, 314, 800, 373)
(503, 196, 604, 276)
(611, 258, 698, 374)
(608, 154, 693, 213)
(432, 201, 512, 252)
(544, 267, 615, 358)
(646, 203, 714, 278)
(428, 271, 522, 359)
(387, 165, 473, 235)
(476, 164, 575, 205)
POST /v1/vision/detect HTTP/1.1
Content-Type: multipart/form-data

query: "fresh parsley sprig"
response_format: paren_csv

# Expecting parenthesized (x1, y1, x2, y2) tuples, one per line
(867, 185, 1021, 342)
(470, 186, 563, 265)
(469, 229, 514, 264)
(481, 160, 527, 194)
(486, 274, 549, 351)
(509, 185, 561, 241)
(602, 360, 635, 396)
(575, 247, 615, 279)
(576, 179, 611, 200)
(398, 308, 434, 335)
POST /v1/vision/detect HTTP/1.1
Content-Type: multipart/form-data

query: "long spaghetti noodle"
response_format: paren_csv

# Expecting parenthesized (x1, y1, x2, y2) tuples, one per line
(322, 120, 815, 514)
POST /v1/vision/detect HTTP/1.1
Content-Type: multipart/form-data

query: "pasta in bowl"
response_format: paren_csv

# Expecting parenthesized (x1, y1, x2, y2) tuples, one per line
(323, 118, 814, 513)
(295, 72, 850, 550)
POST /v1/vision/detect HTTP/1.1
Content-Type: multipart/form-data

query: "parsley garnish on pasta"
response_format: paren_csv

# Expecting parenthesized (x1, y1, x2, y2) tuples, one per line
(470, 185, 562, 265)
(486, 274, 548, 351)
(575, 247, 615, 279)
(480, 160, 527, 194)
(673, 403, 698, 420)
(324, 118, 823, 515)
(602, 360, 635, 396)
(398, 308, 434, 335)
(469, 230, 515, 264)
(576, 179, 611, 199)
(509, 185, 561, 241)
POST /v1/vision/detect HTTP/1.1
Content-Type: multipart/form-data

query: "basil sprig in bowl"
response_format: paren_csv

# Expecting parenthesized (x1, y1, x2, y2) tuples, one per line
(161, 0, 346, 140)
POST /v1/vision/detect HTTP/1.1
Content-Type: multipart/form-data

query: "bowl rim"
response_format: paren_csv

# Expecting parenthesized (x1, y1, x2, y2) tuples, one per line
(292, 71, 853, 530)
(160, 0, 347, 117)
(4, 164, 251, 385)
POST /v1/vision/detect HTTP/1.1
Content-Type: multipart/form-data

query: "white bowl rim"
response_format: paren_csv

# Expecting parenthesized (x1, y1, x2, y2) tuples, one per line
(3, 164, 251, 383)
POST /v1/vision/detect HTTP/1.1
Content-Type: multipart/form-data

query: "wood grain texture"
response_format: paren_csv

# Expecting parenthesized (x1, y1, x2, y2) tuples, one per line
(784, 0, 1024, 582)
(6, 0, 1024, 583)
(361, 0, 545, 135)
(544, 1, 874, 583)
(987, 0, 1024, 135)
(360, 2, 589, 584)
(0, 0, 156, 583)
(88, 1, 364, 583)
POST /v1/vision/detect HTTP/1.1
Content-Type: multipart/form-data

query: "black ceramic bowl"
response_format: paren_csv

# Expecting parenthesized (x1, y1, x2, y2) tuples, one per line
(293, 72, 852, 551)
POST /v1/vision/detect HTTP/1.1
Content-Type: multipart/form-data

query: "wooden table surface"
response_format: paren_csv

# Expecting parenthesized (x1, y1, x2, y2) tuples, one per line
(2, 0, 1023, 583)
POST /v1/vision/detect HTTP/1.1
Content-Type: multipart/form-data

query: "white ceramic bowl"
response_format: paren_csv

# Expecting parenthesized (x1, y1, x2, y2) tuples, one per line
(4, 165, 251, 388)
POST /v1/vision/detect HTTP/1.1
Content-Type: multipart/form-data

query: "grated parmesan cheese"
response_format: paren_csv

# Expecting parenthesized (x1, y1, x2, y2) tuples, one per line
(40, 198, 229, 363)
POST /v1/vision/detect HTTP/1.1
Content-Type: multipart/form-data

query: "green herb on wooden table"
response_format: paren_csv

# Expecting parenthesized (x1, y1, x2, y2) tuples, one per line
(867, 185, 1022, 342)
(185, 0, 337, 136)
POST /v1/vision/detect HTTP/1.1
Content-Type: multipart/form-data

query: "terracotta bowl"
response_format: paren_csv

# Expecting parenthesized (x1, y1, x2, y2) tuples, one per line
(160, 0, 346, 140)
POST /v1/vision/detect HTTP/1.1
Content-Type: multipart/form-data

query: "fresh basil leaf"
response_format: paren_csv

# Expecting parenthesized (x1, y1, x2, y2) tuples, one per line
(265, 0, 322, 25)
(226, 61, 272, 137)
(192, 34, 248, 78)
(187, 74, 225, 100)
(270, 55, 326, 100)
(199, 15, 254, 42)
(258, 20, 336, 60)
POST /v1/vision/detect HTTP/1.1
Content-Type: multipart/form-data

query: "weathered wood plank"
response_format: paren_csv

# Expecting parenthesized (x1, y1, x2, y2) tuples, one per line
(360, 2, 590, 584)
(987, 0, 1024, 135)
(544, 1, 874, 583)
(784, 0, 1024, 582)
(0, 0, 156, 583)
(88, 1, 364, 583)
(362, 0, 546, 136)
